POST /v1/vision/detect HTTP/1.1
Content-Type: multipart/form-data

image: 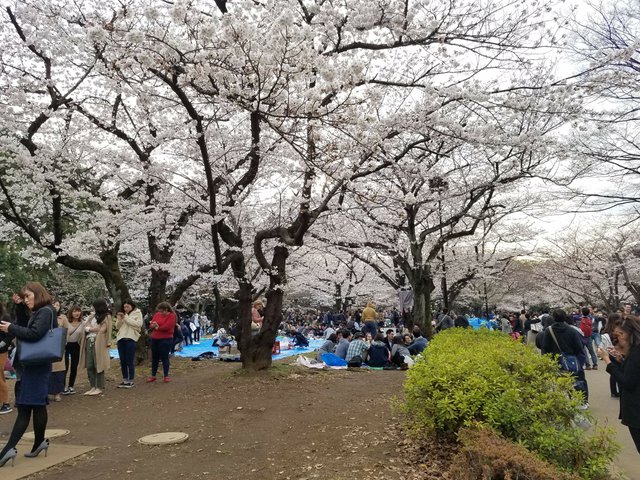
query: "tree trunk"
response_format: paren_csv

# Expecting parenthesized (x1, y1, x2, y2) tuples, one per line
(333, 283, 343, 312)
(410, 268, 435, 339)
(148, 268, 169, 310)
(213, 285, 222, 330)
(240, 246, 288, 371)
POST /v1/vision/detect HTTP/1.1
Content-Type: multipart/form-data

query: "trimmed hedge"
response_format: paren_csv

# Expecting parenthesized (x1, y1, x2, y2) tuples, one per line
(403, 329, 618, 480)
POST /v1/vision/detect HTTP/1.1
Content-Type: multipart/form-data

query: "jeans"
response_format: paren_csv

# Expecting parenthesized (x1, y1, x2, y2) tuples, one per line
(592, 332, 602, 347)
(64, 342, 80, 388)
(584, 337, 598, 367)
(151, 338, 172, 377)
(117, 338, 137, 382)
(573, 369, 589, 403)
(86, 340, 105, 389)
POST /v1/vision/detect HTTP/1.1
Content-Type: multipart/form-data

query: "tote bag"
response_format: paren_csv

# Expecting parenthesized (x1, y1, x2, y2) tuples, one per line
(20, 306, 68, 366)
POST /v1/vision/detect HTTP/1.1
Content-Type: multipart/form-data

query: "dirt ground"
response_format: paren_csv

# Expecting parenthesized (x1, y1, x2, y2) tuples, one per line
(0, 357, 412, 480)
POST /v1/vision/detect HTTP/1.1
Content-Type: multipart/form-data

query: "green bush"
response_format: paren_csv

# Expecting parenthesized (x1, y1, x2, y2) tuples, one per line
(403, 328, 618, 480)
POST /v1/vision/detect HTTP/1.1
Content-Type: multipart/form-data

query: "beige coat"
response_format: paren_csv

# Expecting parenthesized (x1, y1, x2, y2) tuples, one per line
(52, 314, 69, 373)
(116, 308, 143, 342)
(79, 314, 112, 374)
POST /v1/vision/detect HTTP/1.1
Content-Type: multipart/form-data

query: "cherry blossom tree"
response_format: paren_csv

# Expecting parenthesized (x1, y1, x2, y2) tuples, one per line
(534, 222, 638, 311)
(0, 0, 584, 370)
(567, 0, 640, 215)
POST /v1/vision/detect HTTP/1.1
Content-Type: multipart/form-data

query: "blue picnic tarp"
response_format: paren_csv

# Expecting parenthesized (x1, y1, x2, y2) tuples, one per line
(109, 336, 325, 361)
(468, 317, 494, 330)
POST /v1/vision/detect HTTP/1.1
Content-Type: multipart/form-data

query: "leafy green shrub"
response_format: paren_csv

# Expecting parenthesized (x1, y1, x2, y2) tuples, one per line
(403, 328, 618, 479)
(449, 427, 580, 480)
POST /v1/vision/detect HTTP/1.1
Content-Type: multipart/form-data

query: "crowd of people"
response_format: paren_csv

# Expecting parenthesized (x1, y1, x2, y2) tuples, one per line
(0, 281, 638, 468)
(0, 282, 191, 467)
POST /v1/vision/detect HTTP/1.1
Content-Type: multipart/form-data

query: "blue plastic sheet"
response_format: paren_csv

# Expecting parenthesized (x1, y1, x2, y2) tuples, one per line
(468, 317, 494, 330)
(109, 336, 324, 360)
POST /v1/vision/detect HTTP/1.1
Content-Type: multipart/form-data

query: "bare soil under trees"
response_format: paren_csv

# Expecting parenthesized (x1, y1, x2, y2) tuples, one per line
(0, 357, 442, 480)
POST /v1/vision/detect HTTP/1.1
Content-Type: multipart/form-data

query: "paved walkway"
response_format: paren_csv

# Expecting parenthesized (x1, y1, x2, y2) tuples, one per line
(586, 367, 640, 480)
(2, 440, 95, 480)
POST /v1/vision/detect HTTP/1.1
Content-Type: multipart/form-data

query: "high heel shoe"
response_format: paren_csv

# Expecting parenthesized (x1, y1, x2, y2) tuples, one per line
(0, 448, 17, 467)
(24, 439, 49, 458)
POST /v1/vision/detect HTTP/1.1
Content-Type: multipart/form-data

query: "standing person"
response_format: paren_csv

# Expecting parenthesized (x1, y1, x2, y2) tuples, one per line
(79, 298, 112, 396)
(192, 313, 201, 344)
(147, 302, 177, 383)
(0, 282, 58, 467)
(171, 321, 184, 355)
(0, 301, 13, 414)
(538, 309, 589, 408)
(115, 299, 143, 388)
(251, 300, 264, 331)
(48, 300, 68, 402)
(361, 302, 378, 339)
(598, 315, 640, 454)
(63, 305, 84, 395)
(602, 314, 621, 397)
(579, 307, 598, 370)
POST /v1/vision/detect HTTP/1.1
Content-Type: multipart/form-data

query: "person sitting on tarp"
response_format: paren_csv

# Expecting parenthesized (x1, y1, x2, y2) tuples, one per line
(289, 329, 309, 348)
(367, 333, 391, 367)
(391, 335, 411, 369)
(317, 333, 337, 360)
(407, 327, 428, 355)
(212, 328, 233, 354)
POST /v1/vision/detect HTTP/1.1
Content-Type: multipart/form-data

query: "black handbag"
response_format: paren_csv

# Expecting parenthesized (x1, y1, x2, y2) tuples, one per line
(20, 306, 68, 366)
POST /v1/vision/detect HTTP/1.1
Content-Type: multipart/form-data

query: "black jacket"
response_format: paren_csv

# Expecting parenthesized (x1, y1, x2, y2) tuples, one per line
(0, 303, 30, 354)
(607, 345, 640, 428)
(0, 313, 11, 353)
(538, 321, 583, 356)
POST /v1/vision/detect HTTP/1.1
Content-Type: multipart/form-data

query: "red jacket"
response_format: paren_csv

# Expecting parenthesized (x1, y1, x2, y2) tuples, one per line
(150, 311, 177, 340)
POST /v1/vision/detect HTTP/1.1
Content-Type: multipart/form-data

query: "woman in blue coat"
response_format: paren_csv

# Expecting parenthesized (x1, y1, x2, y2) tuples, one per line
(0, 282, 58, 467)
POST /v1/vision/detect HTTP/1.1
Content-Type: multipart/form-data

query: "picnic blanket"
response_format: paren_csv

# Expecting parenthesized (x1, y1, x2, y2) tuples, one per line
(109, 336, 325, 360)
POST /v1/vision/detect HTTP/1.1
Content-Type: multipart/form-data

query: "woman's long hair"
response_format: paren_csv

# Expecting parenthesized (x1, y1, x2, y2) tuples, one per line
(617, 315, 640, 349)
(92, 298, 111, 324)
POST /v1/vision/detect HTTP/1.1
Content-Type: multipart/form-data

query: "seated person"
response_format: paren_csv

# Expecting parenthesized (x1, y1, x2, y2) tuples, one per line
(345, 332, 370, 363)
(335, 330, 352, 359)
(213, 327, 233, 354)
(367, 333, 391, 367)
(290, 329, 309, 348)
(454, 315, 470, 328)
(391, 335, 411, 368)
(407, 327, 428, 355)
(317, 333, 337, 360)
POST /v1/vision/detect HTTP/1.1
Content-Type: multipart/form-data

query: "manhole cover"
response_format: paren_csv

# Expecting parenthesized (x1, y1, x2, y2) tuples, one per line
(138, 432, 189, 445)
(23, 429, 70, 440)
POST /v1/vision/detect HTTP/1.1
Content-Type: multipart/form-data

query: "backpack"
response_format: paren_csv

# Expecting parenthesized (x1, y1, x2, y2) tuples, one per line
(579, 316, 593, 338)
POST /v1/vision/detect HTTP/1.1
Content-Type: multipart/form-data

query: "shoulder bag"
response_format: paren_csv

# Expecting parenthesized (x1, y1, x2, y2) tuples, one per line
(548, 326, 581, 374)
(20, 306, 68, 366)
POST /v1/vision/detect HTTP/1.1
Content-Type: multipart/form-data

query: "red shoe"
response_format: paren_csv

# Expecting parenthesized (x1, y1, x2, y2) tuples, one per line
(163, 377, 170, 383)
(146, 376, 156, 383)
